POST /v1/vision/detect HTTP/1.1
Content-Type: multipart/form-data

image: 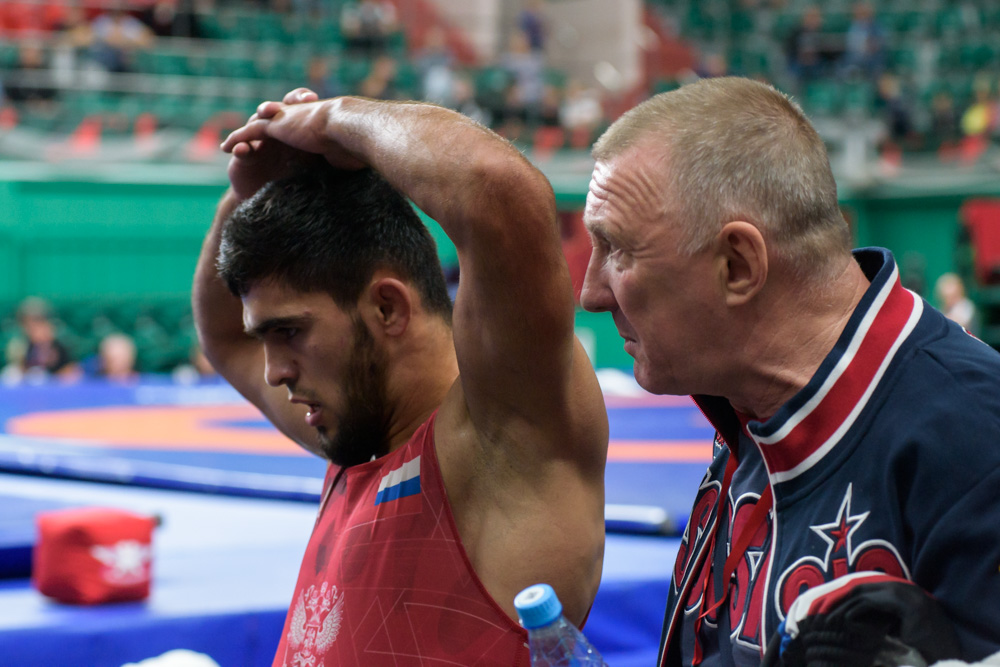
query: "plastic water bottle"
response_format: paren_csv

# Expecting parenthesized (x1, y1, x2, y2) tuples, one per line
(514, 583, 609, 666)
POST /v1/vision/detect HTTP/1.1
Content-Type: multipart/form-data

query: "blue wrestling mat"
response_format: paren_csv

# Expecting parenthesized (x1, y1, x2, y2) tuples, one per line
(0, 371, 713, 533)
(0, 371, 701, 666)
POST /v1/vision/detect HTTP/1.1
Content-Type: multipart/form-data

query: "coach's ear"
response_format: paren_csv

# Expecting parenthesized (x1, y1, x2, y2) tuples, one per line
(365, 274, 412, 337)
(718, 221, 767, 307)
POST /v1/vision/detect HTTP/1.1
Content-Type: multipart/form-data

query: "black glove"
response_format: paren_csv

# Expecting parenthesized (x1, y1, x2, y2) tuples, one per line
(761, 572, 962, 667)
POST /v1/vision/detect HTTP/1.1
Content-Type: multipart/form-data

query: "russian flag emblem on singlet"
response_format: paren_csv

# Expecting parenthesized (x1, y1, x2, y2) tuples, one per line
(375, 456, 422, 506)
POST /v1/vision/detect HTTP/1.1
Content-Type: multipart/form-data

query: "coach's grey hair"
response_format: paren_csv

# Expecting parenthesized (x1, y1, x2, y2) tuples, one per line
(592, 77, 851, 277)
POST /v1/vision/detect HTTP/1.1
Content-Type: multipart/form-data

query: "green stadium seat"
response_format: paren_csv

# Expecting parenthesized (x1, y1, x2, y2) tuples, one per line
(942, 72, 978, 108)
(57, 302, 104, 337)
(959, 40, 998, 70)
(822, 11, 851, 34)
(132, 50, 156, 74)
(210, 55, 259, 80)
(150, 50, 191, 77)
(802, 79, 842, 117)
(257, 13, 295, 45)
(52, 320, 91, 361)
(195, 12, 227, 39)
(394, 62, 419, 98)
(133, 316, 175, 373)
(18, 105, 65, 133)
(304, 20, 343, 49)
(887, 45, 918, 74)
(184, 52, 214, 78)
(386, 30, 407, 57)
(842, 80, 875, 116)
(149, 300, 193, 332)
(474, 67, 513, 111)
(0, 43, 19, 69)
(934, 7, 967, 36)
(883, 9, 930, 36)
(729, 9, 757, 37)
(682, 5, 721, 41)
(107, 302, 148, 332)
(936, 41, 962, 71)
(90, 315, 120, 343)
(729, 46, 772, 78)
(653, 79, 681, 95)
(338, 57, 372, 89)
(278, 52, 311, 88)
(232, 12, 263, 42)
(771, 11, 800, 41)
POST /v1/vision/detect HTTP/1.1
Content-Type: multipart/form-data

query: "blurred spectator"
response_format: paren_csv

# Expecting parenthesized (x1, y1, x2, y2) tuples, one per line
(97, 332, 139, 382)
(681, 50, 729, 84)
(500, 28, 545, 123)
(451, 72, 490, 126)
(172, 343, 218, 385)
(929, 90, 962, 155)
(538, 83, 561, 127)
(958, 77, 999, 163)
(497, 83, 528, 140)
(51, 3, 96, 79)
(139, 0, 202, 39)
(358, 55, 400, 100)
(900, 251, 927, 296)
(875, 72, 916, 153)
(341, 0, 399, 58)
(559, 79, 604, 147)
(840, 1, 885, 80)
(784, 6, 841, 89)
(3, 297, 81, 383)
(517, 0, 548, 52)
(90, 2, 154, 73)
(960, 79, 999, 139)
(305, 54, 342, 99)
(415, 26, 456, 106)
(3, 40, 58, 110)
(935, 272, 979, 334)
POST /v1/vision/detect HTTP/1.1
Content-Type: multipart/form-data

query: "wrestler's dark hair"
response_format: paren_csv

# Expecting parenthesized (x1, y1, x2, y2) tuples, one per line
(218, 164, 452, 321)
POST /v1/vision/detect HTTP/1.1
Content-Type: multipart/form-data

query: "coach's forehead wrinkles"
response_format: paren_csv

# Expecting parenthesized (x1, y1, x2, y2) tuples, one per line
(585, 148, 668, 239)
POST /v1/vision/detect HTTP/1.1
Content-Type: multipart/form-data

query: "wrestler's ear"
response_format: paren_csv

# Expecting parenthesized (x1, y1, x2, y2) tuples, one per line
(366, 274, 412, 337)
(718, 221, 767, 307)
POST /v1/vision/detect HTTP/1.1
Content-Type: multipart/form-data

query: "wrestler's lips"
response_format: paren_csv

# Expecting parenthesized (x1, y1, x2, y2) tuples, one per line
(291, 396, 323, 427)
(305, 406, 323, 428)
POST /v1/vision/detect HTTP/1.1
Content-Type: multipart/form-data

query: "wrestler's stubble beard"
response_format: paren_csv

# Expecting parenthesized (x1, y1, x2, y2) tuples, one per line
(317, 318, 392, 469)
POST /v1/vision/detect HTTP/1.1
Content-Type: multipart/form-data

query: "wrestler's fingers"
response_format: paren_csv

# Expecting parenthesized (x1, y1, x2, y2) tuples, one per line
(229, 138, 263, 159)
(282, 88, 319, 105)
(255, 100, 284, 120)
(220, 120, 269, 153)
(230, 141, 252, 158)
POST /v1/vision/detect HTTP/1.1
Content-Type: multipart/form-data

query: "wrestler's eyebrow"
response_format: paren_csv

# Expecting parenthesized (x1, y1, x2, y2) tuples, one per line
(244, 316, 306, 340)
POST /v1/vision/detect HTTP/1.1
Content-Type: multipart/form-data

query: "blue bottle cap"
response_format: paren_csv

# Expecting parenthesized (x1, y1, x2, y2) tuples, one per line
(514, 583, 563, 629)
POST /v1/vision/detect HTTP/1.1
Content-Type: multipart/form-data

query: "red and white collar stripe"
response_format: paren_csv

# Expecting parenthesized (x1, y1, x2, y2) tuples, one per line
(751, 264, 923, 483)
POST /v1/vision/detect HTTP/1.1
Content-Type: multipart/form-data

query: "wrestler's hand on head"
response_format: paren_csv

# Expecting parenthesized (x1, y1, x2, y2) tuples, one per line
(221, 87, 367, 172)
(225, 89, 326, 201)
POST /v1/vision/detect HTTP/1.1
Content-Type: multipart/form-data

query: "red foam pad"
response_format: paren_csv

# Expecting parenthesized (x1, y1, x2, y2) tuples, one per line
(33, 507, 156, 605)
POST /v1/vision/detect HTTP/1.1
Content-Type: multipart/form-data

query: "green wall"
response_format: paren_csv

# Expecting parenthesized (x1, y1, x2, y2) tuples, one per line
(0, 164, 459, 303)
(842, 177, 1000, 298)
(3, 162, 999, 369)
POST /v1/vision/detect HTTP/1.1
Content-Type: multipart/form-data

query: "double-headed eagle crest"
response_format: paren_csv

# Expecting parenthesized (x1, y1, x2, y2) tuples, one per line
(284, 582, 345, 667)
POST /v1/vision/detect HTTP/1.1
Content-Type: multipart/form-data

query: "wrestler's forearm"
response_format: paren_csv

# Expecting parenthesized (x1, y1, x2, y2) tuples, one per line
(319, 97, 559, 253)
(191, 189, 247, 367)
